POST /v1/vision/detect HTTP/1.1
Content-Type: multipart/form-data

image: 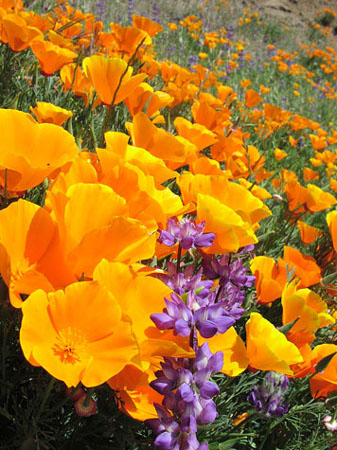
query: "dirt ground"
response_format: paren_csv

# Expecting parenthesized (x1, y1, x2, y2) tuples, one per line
(235, 0, 337, 29)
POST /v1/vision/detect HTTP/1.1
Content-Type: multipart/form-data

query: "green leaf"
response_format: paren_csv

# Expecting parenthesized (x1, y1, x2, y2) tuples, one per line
(219, 439, 245, 450)
(278, 317, 299, 334)
(313, 352, 337, 376)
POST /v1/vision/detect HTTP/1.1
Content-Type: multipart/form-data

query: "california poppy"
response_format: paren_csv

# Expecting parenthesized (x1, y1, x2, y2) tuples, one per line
(20, 281, 139, 387)
(0, 199, 56, 308)
(310, 344, 337, 398)
(132, 14, 163, 37)
(282, 281, 334, 346)
(245, 88, 262, 108)
(0, 108, 78, 191)
(1, 12, 42, 52)
(60, 63, 94, 106)
(297, 221, 320, 244)
(200, 327, 248, 376)
(30, 102, 73, 126)
(174, 116, 218, 152)
(246, 312, 303, 375)
(82, 55, 147, 106)
(30, 39, 77, 75)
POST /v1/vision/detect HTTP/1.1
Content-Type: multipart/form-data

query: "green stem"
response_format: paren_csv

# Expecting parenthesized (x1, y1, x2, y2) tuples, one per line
(49, 384, 81, 413)
(99, 105, 113, 147)
(35, 377, 55, 423)
(83, 388, 95, 407)
(99, 36, 146, 148)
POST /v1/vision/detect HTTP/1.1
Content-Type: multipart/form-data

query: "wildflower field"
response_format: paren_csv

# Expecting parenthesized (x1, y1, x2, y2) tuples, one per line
(2, 0, 337, 448)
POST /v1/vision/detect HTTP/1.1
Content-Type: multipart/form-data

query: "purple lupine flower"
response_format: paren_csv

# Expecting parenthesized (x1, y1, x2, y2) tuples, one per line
(146, 403, 210, 449)
(156, 263, 213, 299)
(187, 55, 198, 69)
(247, 372, 289, 418)
(202, 251, 255, 313)
(96, 0, 105, 21)
(158, 217, 215, 251)
(147, 344, 222, 448)
(227, 26, 235, 41)
(152, 3, 160, 24)
(127, 0, 134, 25)
(151, 291, 236, 339)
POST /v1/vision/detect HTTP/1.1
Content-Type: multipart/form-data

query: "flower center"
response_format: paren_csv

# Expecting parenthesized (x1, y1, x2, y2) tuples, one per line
(52, 327, 87, 365)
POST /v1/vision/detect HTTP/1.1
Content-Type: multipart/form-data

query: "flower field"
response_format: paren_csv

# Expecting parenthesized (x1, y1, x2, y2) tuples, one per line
(2, 0, 337, 448)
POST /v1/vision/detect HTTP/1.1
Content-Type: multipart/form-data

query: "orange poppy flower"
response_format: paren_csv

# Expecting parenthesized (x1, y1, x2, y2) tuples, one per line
(216, 84, 236, 106)
(0, 0, 23, 10)
(1, 12, 42, 52)
(274, 148, 287, 161)
(238, 178, 272, 201)
(260, 84, 270, 94)
(47, 29, 75, 50)
(289, 136, 298, 147)
(30, 39, 77, 75)
(174, 116, 218, 152)
(108, 365, 163, 420)
(47, 182, 157, 279)
(283, 246, 321, 288)
(303, 167, 320, 181)
(246, 312, 303, 375)
(30, 102, 72, 126)
(0, 108, 78, 191)
(310, 344, 337, 398)
(103, 131, 176, 186)
(82, 55, 147, 106)
(177, 172, 271, 229)
(191, 100, 230, 133)
(284, 180, 308, 213)
(297, 221, 320, 244)
(245, 88, 262, 108)
(93, 259, 172, 342)
(287, 343, 313, 378)
(127, 112, 195, 166)
(327, 210, 337, 253)
(306, 183, 336, 212)
(200, 327, 248, 376)
(0, 199, 56, 308)
(110, 23, 152, 56)
(189, 157, 225, 176)
(240, 78, 251, 89)
(124, 82, 173, 118)
(197, 194, 258, 254)
(132, 14, 163, 37)
(60, 63, 94, 106)
(250, 256, 287, 304)
(282, 281, 334, 346)
(310, 133, 327, 150)
(20, 281, 139, 387)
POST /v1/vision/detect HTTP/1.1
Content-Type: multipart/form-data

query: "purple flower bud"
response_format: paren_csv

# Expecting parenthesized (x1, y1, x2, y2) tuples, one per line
(247, 372, 289, 418)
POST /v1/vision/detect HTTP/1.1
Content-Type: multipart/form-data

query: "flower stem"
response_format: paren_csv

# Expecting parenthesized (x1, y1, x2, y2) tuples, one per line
(83, 388, 95, 407)
(35, 377, 55, 423)
(100, 104, 114, 147)
(176, 244, 182, 272)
